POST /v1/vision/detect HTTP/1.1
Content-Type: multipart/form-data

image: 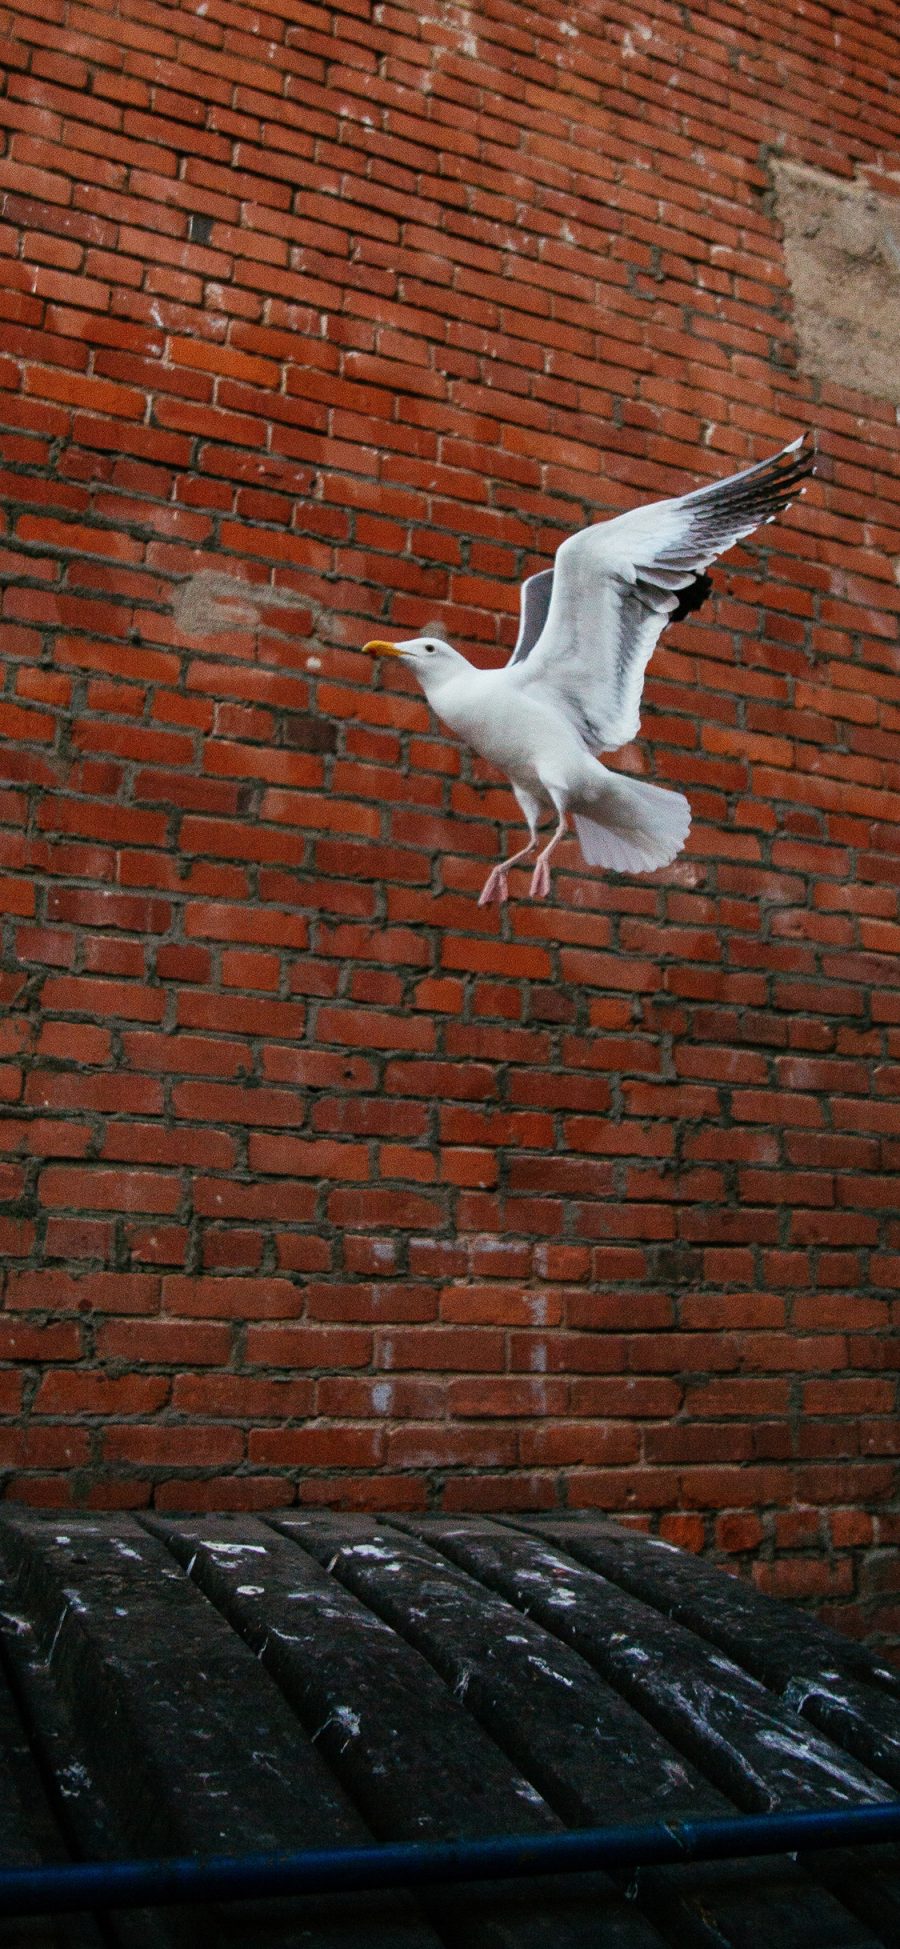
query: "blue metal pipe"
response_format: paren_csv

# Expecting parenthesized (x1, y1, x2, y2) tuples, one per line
(1, 1801, 899, 1919)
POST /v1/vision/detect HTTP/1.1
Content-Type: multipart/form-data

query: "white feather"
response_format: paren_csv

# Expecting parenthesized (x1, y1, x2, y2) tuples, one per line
(573, 776, 692, 874)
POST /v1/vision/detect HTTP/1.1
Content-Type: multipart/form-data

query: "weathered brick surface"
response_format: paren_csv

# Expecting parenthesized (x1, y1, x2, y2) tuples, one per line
(0, 0, 898, 1651)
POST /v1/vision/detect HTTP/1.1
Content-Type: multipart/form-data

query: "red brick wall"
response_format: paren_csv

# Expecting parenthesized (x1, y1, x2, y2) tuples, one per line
(0, 0, 897, 1651)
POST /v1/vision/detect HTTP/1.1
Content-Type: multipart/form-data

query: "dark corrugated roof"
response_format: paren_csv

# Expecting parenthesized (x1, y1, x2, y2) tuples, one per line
(0, 1510, 898, 1947)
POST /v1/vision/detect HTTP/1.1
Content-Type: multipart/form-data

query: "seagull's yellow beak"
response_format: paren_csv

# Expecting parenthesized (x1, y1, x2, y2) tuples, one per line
(362, 639, 402, 656)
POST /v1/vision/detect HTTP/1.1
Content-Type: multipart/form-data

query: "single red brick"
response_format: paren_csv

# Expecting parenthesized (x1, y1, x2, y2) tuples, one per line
(153, 1477, 296, 1512)
(37, 1165, 181, 1214)
(171, 1374, 315, 1418)
(248, 1427, 384, 1467)
(753, 1559, 854, 1600)
(715, 1512, 766, 1553)
(102, 1424, 245, 1466)
(656, 1515, 707, 1556)
(159, 1275, 302, 1320)
(775, 1508, 825, 1549)
(33, 1372, 169, 1415)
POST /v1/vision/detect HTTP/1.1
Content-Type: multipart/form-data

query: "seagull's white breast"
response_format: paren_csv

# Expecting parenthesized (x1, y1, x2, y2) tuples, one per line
(423, 665, 589, 796)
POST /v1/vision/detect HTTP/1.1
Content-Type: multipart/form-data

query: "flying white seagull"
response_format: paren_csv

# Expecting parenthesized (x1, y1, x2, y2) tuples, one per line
(364, 433, 815, 906)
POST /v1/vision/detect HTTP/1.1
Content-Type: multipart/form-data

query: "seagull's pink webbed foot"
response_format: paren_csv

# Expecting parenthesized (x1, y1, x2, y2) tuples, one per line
(478, 863, 509, 907)
(529, 855, 552, 900)
(528, 814, 568, 900)
(478, 834, 539, 907)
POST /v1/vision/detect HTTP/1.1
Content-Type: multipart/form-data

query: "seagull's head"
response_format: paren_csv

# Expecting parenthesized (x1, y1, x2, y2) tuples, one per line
(362, 634, 465, 692)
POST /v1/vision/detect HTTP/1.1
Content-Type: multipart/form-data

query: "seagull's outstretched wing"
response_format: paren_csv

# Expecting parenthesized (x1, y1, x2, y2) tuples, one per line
(515, 432, 815, 753)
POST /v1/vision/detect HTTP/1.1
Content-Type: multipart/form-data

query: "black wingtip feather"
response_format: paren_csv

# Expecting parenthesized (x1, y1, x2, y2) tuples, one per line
(671, 571, 713, 624)
(668, 436, 816, 619)
(680, 432, 817, 554)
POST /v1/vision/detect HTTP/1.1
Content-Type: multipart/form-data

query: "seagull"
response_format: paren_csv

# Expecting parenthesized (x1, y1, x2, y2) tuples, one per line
(363, 432, 815, 906)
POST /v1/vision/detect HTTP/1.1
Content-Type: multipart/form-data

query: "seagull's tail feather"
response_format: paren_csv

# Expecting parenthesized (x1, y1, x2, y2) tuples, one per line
(573, 777, 691, 875)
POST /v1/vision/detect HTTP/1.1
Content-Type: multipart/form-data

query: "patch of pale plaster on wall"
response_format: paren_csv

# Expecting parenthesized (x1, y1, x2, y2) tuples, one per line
(170, 572, 329, 647)
(170, 572, 264, 638)
(771, 158, 900, 405)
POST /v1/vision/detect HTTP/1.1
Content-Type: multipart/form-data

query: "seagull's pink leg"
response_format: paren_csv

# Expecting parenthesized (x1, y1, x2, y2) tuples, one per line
(529, 813, 568, 900)
(478, 834, 539, 907)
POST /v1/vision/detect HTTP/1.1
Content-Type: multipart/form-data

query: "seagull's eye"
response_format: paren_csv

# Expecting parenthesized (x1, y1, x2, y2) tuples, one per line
(425, 643, 435, 653)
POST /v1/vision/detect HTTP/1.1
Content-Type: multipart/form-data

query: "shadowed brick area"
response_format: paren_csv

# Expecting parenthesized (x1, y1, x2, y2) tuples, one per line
(0, 1, 897, 1653)
(1, 1510, 900, 1946)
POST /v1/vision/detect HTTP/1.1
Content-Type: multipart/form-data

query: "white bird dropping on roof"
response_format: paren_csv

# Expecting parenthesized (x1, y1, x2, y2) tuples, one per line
(364, 433, 815, 906)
